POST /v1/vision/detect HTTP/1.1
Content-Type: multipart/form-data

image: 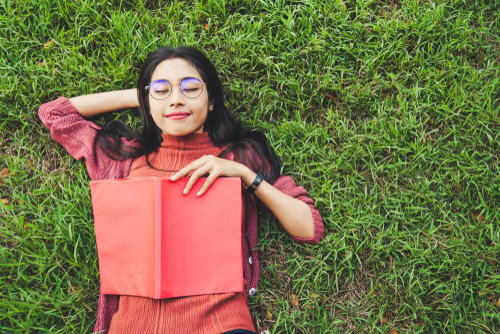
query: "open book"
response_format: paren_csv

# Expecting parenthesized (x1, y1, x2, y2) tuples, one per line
(90, 177, 243, 299)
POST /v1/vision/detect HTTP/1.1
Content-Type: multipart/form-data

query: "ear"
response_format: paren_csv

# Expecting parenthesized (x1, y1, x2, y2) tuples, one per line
(209, 99, 215, 112)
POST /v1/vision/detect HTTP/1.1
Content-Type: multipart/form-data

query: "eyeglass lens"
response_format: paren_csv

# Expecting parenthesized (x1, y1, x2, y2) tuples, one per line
(149, 78, 203, 100)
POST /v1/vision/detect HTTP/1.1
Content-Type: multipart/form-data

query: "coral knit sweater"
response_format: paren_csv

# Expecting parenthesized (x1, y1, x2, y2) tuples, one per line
(37, 97, 325, 334)
(107, 132, 256, 334)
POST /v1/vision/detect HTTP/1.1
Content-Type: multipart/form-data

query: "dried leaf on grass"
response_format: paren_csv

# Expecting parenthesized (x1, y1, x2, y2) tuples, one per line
(291, 294, 299, 306)
(495, 297, 500, 308)
(472, 211, 486, 221)
(1, 198, 9, 205)
(392, 330, 398, 334)
(359, 170, 370, 177)
(267, 310, 272, 320)
(44, 40, 53, 48)
(381, 313, 391, 323)
(1, 168, 11, 178)
(203, 23, 209, 30)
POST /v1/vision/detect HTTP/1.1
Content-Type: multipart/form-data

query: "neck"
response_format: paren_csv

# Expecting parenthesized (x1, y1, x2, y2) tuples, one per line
(160, 132, 214, 151)
(128, 132, 222, 178)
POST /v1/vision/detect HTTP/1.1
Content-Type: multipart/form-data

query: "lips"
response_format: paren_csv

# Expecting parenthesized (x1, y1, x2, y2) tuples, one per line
(165, 112, 191, 120)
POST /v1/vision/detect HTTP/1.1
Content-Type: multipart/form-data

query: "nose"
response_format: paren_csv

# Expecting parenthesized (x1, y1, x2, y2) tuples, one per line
(169, 83, 185, 107)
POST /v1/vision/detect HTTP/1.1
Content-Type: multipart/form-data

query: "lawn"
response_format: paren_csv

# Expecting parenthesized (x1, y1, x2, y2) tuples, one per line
(1, 0, 500, 333)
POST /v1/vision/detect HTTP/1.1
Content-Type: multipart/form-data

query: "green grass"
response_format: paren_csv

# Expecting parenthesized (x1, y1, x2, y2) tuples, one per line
(1, 0, 500, 332)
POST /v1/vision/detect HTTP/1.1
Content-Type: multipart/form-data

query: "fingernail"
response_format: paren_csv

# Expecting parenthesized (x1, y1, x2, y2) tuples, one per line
(183, 188, 188, 194)
(170, 175, 177, 181)
(197, 191, 202, 196)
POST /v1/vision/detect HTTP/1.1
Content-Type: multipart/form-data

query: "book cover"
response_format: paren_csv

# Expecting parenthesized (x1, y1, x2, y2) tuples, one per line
(90, 177, 243, 299)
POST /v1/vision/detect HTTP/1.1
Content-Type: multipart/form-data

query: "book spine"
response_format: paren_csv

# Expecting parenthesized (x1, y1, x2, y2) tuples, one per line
(155, 178, 162, 298)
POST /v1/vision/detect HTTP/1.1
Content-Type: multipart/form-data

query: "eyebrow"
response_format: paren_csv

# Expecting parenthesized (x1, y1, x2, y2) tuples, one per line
(151, 76, 199, 82)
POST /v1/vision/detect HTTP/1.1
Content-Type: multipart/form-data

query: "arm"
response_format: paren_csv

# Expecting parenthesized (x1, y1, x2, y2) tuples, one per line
(38, 90, 140, 180)
(169, 153, 325, 245)
(241, 168, 313, 238)
(273, 176, 325, 245)
(69, 89, 138, 118)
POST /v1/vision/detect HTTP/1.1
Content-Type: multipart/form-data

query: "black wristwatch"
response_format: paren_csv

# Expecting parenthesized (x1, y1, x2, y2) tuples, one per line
(245, 173, 264, 194)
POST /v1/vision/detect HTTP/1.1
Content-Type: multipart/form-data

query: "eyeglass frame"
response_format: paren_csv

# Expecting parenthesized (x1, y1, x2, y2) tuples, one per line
(145, 78, 207, 100)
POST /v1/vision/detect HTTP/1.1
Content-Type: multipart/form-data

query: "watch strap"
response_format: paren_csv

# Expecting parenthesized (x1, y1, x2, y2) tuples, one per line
(245, 173, 264, 194)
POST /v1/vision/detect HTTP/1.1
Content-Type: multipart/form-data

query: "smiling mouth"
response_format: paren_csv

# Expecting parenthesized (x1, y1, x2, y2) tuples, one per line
(163, 113, 191, 119)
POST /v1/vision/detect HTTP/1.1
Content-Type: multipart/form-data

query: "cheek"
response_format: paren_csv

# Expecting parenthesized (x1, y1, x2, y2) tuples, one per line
(190, 96, 209, 114)
(149, 98, 161, 113)
(193, 102, 207, 114)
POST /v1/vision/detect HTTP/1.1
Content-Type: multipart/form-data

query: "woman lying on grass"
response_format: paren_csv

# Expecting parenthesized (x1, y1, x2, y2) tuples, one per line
(38, 46, 324, 334)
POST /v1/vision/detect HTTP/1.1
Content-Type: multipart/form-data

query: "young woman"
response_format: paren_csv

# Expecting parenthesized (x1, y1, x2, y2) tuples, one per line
(38, 46, 325, 334)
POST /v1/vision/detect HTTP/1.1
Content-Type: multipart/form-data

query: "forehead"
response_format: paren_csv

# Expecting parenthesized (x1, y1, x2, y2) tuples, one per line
(151, 58, 202, 82)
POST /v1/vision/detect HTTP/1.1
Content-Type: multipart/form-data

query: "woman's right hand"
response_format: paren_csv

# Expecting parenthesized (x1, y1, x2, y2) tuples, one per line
(69, 88, 139, 118)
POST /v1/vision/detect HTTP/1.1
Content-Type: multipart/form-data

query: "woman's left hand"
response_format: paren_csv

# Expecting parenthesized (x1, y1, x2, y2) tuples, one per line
(170, 155, 316, 240)
(169, 155, 249, 196)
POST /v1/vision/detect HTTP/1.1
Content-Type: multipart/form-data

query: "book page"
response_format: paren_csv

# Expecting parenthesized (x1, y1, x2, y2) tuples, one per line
(160, 177, 244, 298)
(91, 177, 156, 297)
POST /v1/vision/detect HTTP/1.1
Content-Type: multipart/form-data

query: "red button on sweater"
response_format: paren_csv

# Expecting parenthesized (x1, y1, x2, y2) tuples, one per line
(37, 97, 325, 334)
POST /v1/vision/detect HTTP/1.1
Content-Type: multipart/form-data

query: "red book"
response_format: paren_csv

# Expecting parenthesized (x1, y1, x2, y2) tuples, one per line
(90, 177, 243, 299)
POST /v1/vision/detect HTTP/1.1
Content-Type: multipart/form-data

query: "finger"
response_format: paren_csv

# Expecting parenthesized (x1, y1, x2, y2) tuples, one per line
(196, 169, 223, 196)
(171, 156, 208, 181)
(183, 165, 212, 194)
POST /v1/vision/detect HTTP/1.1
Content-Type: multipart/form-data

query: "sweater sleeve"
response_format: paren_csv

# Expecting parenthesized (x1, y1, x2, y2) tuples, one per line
(37, 96, 136, 181)
(220, 144, 325, 246)
(259, 175, 325, 246)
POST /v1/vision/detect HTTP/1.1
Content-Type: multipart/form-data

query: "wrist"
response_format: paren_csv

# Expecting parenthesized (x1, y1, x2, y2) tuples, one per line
(240, 166, 257, 188)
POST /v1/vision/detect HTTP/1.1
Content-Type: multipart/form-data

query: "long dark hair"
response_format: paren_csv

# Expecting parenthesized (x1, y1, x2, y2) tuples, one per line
(94, 46, 283, 185)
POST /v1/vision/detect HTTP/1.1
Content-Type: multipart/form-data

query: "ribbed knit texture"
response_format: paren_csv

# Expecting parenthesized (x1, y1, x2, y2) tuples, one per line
(128, 132, 223, 177)
(107, 132, 255, 333)
(108, 286, 254, 334)
(38, 96, 325, 334)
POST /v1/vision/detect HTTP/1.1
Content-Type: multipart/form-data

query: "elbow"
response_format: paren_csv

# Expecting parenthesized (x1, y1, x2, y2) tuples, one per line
(290, 212, 324, 244)
(302, 206, 325, 245)
(37, 96, 70, 126)
(38, 103, 54, 127)
(304, 222, 315, 240)
(292, 229, 314, 241)
(37, 105, 47, 124)
(304, 227, 325, 245)
(301, 204, 315, 240)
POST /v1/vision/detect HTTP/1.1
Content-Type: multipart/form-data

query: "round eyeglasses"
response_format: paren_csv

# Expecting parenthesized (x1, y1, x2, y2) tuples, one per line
(145, 78, 206, 100)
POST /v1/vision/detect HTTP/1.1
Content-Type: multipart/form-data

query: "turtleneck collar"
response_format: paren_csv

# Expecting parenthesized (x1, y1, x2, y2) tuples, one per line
(160, 132, 215, 151)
